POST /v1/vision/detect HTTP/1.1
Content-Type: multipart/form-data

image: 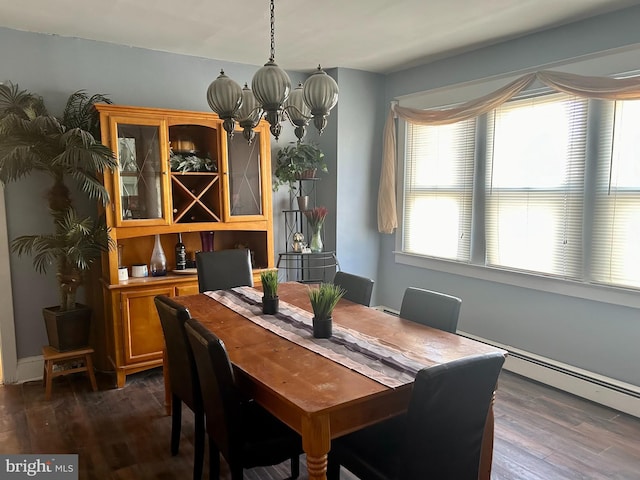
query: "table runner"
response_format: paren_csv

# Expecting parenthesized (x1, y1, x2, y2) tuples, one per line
(205, 286, 427, 388)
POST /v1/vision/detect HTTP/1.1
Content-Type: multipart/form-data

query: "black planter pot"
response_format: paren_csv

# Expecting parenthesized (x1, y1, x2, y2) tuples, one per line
(43, 304, 92, 352)
(312, 316, 332, 339)
(262, 296, 280, 315)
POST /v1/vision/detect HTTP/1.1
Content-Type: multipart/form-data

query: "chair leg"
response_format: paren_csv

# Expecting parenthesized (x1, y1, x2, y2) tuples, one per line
(208, 440, 220, 480)
(230, 466, 244, 480)
(171, 394, 182, 456)
(327, 454, 341, 480)
(193, 410, 205, 480)
(290, 455, 300, 479)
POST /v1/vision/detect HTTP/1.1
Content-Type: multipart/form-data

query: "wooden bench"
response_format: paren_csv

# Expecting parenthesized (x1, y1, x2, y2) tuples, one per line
(42, 346, 98, 400)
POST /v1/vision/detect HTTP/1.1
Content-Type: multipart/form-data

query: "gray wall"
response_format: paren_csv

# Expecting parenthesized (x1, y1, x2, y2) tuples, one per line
(333, 68, 385, 289)
(378, 6, 640, 388)
(0, 27, 304, 359)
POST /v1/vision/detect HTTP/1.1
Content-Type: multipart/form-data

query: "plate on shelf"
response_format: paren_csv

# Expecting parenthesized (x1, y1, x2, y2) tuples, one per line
(171, 268, 198, 275)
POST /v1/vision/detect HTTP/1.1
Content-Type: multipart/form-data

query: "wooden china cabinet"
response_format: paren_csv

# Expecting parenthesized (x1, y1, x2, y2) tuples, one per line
(91, 104, 274, 387)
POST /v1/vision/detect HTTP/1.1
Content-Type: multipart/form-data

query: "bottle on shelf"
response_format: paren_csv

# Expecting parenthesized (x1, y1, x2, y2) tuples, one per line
(150, 234, 167, 276)
(175, 233, 187, 270)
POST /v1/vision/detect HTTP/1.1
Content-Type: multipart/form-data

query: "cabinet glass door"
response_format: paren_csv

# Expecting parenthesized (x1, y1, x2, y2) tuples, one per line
(225, 132, 265, 219)
(113, 118, 170, 226)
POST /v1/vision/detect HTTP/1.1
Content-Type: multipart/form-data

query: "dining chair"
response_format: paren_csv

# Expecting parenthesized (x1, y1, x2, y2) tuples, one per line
(399, 287, 462, 333)
(327, 351, 506, 480)
(184, 317, 303, 480)
(154, 295, 205, 480)
(333, 271, 374, 306)
(195, 248, 254, 293)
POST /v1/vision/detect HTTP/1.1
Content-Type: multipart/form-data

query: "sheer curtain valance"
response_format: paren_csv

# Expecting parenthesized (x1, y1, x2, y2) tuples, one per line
(378, 70, 640, 233)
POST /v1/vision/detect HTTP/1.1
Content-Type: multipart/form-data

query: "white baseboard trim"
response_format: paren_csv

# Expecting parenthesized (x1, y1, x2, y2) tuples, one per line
(499, 346, 640, 418)
(372, 305, 640, 418)
(461, 332, 640, 419)
(16, 355, 44, 383)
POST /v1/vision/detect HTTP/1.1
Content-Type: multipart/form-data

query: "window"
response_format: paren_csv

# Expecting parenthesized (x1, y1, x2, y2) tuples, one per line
(592, 100, 640, 288)
(486, 94, 587, 278)
(403, 119, 475, 261)
(401, 93, 640, 290)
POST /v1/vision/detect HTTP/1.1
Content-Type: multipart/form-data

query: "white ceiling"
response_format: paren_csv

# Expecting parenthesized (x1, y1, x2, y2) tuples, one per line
(1, 0, 639, 74)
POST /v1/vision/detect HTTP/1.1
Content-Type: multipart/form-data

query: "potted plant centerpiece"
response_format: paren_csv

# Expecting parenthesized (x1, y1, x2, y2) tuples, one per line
(0, 82, 117, 351)
(308, 283, 345, 338)
(273, 141, 327, 210)
(260, 270, 280, 314)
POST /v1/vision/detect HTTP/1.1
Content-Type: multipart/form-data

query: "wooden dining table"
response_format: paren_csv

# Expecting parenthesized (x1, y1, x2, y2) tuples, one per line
(170, 282, 506, 480)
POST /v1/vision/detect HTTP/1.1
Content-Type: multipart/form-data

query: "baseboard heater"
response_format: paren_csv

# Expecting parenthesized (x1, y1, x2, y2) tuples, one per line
(374, 306, 640, 418)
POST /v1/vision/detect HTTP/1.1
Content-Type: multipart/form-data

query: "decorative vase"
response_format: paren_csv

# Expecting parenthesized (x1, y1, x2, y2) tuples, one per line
(150, 234, 167, 276)
(296, 195, 310, 211)
(312, 316, 332, 338)
(200, 231, 214, 252)
(262, 296, 280, 315)
(310, 226, 323, 253)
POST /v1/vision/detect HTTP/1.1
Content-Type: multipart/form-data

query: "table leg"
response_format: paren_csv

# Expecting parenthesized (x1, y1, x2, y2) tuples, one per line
(479, 392, 496, 480)
(301, 414, 331, 480)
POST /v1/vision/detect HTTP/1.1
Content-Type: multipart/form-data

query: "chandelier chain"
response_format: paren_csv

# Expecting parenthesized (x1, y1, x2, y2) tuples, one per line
(269, 0, 275, 62)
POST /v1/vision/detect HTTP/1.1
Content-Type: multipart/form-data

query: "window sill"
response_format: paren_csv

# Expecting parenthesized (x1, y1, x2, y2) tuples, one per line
(394, 252, 640, 309)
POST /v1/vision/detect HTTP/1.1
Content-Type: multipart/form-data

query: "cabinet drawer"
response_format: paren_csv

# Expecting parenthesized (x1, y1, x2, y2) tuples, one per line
(175, 283, 199, 296)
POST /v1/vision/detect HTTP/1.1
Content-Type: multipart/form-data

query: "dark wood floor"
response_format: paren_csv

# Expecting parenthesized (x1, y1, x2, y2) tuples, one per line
(1, 368, 638, 479)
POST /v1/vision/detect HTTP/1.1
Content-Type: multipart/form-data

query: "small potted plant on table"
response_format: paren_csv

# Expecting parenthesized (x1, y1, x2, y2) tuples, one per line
(308, 283, 345, 338)
(260, 270, 280, 314)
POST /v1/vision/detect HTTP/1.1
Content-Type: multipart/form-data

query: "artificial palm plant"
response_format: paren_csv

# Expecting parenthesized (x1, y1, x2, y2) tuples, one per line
(0, 82, 117, 312)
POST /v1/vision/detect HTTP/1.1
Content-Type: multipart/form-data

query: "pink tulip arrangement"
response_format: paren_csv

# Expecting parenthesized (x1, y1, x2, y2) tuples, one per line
(304, 206, 328, 230)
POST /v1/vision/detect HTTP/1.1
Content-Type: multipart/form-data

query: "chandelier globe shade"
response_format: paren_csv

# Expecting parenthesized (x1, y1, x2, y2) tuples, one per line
(237, 84, 263, 143)
(303, 65, 339, 134)
(207, 70, 243, 136)
(251, 59, 291, 140)
(283, 82, 311, 141)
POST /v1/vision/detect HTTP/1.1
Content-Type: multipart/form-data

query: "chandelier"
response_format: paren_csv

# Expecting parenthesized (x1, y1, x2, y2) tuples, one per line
(206, 0, 339, 143)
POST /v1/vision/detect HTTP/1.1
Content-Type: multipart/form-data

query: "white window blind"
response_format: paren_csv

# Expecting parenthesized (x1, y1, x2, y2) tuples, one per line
(485, 93, 588, 278)
(592, 99, 640, 288)
(403, 120, 475, 261)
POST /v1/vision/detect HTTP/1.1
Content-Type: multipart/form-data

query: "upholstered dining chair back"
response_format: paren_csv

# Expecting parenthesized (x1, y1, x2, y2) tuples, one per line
(333, 271, 374, 306)
(401, 352, 505, 479)
(399, 287, 462, 333)
(196, 249, 254, 293)
(184, 317, 302, 480)
(154, 295, 204, 480)
(327, 352, 506, 480)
